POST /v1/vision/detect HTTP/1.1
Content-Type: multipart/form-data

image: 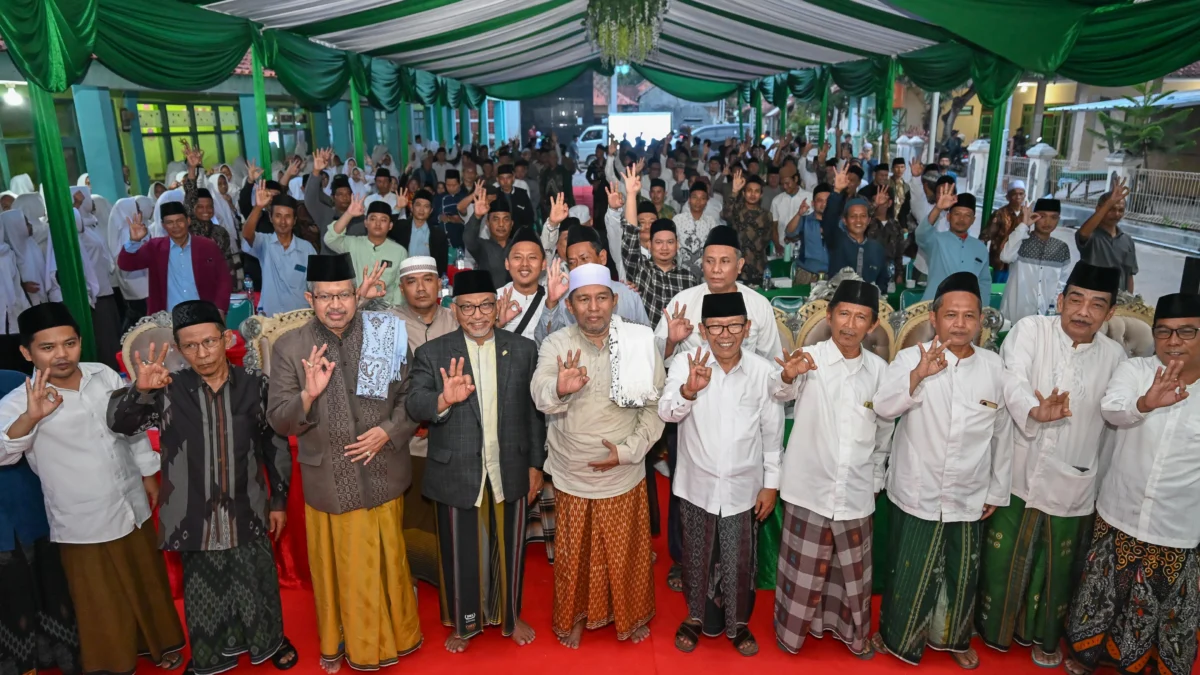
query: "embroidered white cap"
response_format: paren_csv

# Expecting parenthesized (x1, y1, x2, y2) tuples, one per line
(398, 255, 438, 278)
(1009, 179, 1026, 191)
(567, 263, 612, 295)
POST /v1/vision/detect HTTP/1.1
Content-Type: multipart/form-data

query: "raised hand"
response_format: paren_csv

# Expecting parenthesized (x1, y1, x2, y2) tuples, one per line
(623, 164, 642, 196)
(133, 343, 173, 393)
(913, 337, 949, 381)
(356, 262, 387, 301)
(1020, 202, 1033, 225)
(1140, 360, 1190, 412)
(23, 367, 63, 423)
(472, 180, 490, 218)
(546, 258, 569, 306)
(347, 193, 365, 218)
(605, 183, 624, 210)
(1110, 176, 1131, 204)
(775, 348, 817, 384)
(556, 349, 590, 398)
(833, 164, 851, 193)
(182, 139, 204, 170)
(283, 157, 302, 182)
(496, 287, 522, 326)
(254, 182, 274, 210)
(247, 158, 264, 183)
(663, 302, 693, 345)
(797, 198, 811, 218)
(873, 188, 891, 210)
(732, 167, 746, 194)
(128, 211, 148, 242)
(588, 439, 621, 472)
(934, 182, 957, 211)
(395, 188, 411, 211)
(313, 148, 331, 174)
(681, 347, 712, 398)
(1030, 388, 1072, 422)
(909, 157, 924, 178)
(548, 192, 569, 225)
(439, 357, 476, 405)
(302, 344, 336, 400)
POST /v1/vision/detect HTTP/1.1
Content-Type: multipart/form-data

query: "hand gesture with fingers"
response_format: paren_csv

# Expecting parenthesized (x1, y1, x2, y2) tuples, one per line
(914, 337, 949, 381)
(797, 198, 810, 218)
(247, 159, 263, 183)
(255, 182, 274, 210)
(663, 303, 693, 345)
(347, 193, 365, 218)
(1030, 388, 1072, 423)
(473, 181, 490, 218)
(1111, 176, 1131, 204)
(833, 164, 851, 193)
(182, 140, 203, 170)
(496, 287, 522, 326)
(548, 193, 569, 224)
(1140, 360, 1190, 412)
(313, 148, 329, 174)
(623, 165, 641, 197)
(556, 350, 590, 398)
(395, 188, 410, 211)
(24, 368, 64, 423)
(439, 357, 476, 405)
(547, 258, 569, 305)
(732, 167, 746, 194)
(134, 343, 173, 393)
(356, 262, 387, 301)
(302, 345, 336, 400)
(128, 211, 148, 242)
(873, 188, 890, 210)
(681, 347, 711, 398)
(605, 183, 624, 210)
(775, 348, 817, 384)
(934, 182, 956, 211)
(910, 157, 924, 178)
(588, 440, 620, 472)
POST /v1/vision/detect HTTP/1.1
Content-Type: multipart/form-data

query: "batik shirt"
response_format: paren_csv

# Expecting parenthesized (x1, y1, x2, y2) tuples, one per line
(108, 366, 291, 551)
(723, 194, 774, 284)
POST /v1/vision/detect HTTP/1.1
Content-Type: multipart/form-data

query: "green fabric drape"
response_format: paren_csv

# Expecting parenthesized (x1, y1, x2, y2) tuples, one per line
(818, 86, 829, 151)
(1058, 0, 1200, 87)
(261, 30, 355, 109)
(830, 57, 889, 98)
(754, 89, 763, 140)
(31, 84, 96, 359)
(972, 52, 1023, 110)
(878, 58, 897, 162)
(365, 57, 408, 112)
(484, 62, 594, 100)
(93, 0, 255, 91)
(980, 94, 1010, 236)
(634, 65, 740, 103)
(897, 43, 974, 93)
(350, 78, 366, 164)
(0, 0, 95, 92)
(787, 66, 829, 103)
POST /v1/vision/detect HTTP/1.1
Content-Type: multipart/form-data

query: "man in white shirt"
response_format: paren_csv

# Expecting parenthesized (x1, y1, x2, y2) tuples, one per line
(1064, 292, 1200, 675)
(978, 262, 1125, 667)
(658, 292, 783, 656)
(497, 226, 548, 339)
(770, 166, 813, 258)
(771, 280, 893, 659)
(871, 272, 1070, 669)
(672, 182, 723, 279)
(364, 167, 399, 214)
(0, 303, 184, 675)
(998, 199, 1073, 323)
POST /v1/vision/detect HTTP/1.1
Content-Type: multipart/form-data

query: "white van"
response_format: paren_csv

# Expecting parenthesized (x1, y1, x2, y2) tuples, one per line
(575, 125, 607, 164)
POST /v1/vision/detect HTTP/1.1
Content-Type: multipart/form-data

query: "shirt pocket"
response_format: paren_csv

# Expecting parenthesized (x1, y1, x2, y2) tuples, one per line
(845, 402, 881, 462)
(1039, 455, 1098, 515)
(960, 398, 1001, 483)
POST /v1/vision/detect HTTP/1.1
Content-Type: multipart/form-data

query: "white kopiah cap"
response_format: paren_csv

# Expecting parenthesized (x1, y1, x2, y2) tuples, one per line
(567, 263, 612, 294)
(398, 256, 438, 278)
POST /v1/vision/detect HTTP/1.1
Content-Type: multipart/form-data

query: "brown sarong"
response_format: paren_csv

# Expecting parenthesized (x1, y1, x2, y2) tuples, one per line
(58, 523, 184, 675)
(552, 480, 655, 640)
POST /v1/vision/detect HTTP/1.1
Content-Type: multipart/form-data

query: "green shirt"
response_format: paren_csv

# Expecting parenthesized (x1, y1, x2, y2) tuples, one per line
(323, 227, 408, 306)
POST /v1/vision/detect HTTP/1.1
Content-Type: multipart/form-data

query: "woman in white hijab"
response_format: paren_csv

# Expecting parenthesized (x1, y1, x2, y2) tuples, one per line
(231, 156, 250, 189)
(107, 197, 150, 329)
(165, 161, 187, 188)
(211, 173, 240, 241)
(0, 225, 31, 371)
(73, 207, 121, 368)
(70, 185, 99, 230)
(12, 193, 48, 251)
(349, 166, 370, 197)
(76, 173, 91, 187)
(8, 174, 35, 195)
(146, 180, 167, 201)
(1, 209, 58, 305)
(92, 195, 113, 238)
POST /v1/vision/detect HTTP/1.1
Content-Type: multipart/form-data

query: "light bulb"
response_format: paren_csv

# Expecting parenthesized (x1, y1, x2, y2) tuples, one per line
(2, 86, 22, 106)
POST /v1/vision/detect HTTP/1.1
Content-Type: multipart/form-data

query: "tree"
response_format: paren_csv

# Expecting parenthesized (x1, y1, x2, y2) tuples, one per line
(939, 84, 977, 148)
(1088, 82, 1200, 169)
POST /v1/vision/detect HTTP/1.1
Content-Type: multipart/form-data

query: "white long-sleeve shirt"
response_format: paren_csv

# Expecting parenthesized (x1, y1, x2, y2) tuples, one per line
(659, 347, 783, 516)
(998, 224, 1074, 322)
(1097, 356, 1200, 548)
(875, 342, 1030, 522)
(773, 339, 893, 520)
(653, 282, 782, 365)
(0, 363, 158, 544)
(1000, 316, 1126, 517)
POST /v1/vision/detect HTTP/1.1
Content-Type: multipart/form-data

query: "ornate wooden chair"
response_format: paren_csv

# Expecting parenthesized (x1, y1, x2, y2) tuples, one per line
(1101, 292, 1155, 358)
(240, 309, 314, 377)
(889, 300, 1004, 360)
(120, 312, 189, 374)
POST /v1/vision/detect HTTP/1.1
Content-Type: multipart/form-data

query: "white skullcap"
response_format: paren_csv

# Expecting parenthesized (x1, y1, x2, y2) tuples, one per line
(398, 256, 438, 278)
(569, 205, 591, 222)
(1009, 179, 1026, 191)
(567, 263, 612, 294)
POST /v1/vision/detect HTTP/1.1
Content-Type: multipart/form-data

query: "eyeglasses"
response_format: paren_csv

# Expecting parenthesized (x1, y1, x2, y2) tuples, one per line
(456, 301, 496, 316)
(312, 291, 355, 303)
(1152, 326, 1200, 341)
(178, 336, 223, 355)
(703, 322, 747, 336)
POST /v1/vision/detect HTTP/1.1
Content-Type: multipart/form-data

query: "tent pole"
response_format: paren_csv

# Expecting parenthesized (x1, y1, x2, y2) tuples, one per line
(251, 44, 271, 167)
(399, 102, 410, 172)
(818, 85, 829, 158)
(350, 79, 366, 166)
(929, 91, 940, 163)
(31, 85, 95, 360)
(480, 99, 489, 150)
(754, 90, 763, 141)
(881, 59, 896, 164)
(737, 97, 744, 139)
(980, 95, 1011, 237)
(460, 102, 471, 147)
(433, 105, 444, 148)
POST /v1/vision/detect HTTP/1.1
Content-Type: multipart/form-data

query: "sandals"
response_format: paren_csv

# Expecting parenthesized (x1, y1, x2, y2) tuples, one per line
(951, 647, 980, 670)
(731, 626, 758, 657)
(272, 637, 299, 671)
(1031, 646, 1062, 668)
(666, 564, 683, 593)
(158, 653, 184, 671)
(675, 620, 701, 653)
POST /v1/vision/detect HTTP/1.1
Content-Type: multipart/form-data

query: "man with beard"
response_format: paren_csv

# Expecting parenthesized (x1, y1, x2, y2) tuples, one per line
(772, 280, 894, 659)
(325, 195, 408, 307)
(496, 226, 548, 340)
(392, 189, 449, 275)
(308, 148, 363, 252)
(464, 182, 519, 288)
(533, 263, 665, 649)
(871, 272, 1070, 669)
(977, 263, 1125, 668)
(998, 199, 1073, 322)
(181, 142, 240, 286)
(0, 303, 184, 675)
(107, 300, 298, 675)
(244, 184, 317, 316)
(1063, 292, 1200, 675)
(980, 180, 1027, 283)
(267, 254, 422, 672)
(723, 169, 776, 285)
(659, 292, 783, 656)
(406, 269, 545, 653)
(1075, 176, 1138, 293)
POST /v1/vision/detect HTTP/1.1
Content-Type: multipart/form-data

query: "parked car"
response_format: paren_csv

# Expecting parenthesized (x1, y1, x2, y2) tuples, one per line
(574, 125, 608, 164)
(689, 123, 743, 156)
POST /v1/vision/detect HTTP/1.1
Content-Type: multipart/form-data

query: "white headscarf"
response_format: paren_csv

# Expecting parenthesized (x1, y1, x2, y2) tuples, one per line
(231, 157, 249, 189)
(145, 180, 166, 202)
(288, 175, 304, 200)
(165, 162, 187, 187)
(349, 167, 370, 197)
(0, 191, 16, 210)
(152, 188, 185, 234)
(108, 197, 149, 301)
(0, 226, 29, 333)
(1, 209, 56, 305)
(92, 195, 112, 237)
(70, 186, 98, 230)
(76, 173, 90, 187)
(211, 174, 239, 242)
(73, 208, 106, 306)
(8, 174, 35, 195)
(12, 194, 47, 251)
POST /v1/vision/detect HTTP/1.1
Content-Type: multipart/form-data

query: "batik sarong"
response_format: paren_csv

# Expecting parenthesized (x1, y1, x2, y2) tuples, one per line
(0, 538, 79, 675)
(678, 498, 757, 639)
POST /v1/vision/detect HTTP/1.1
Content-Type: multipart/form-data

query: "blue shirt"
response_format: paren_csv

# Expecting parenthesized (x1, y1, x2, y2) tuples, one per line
(821, 193, 891, 293)
(123, 236, 196, 311)
(408, 221, 432, 257)
(251, 232, 317, 316)
(793, 213, 829, 274)
(916, 219, 991, 301)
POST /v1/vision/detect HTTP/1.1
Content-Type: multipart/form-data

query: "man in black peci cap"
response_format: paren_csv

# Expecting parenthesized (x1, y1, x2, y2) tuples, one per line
(244, 183, 318, 316)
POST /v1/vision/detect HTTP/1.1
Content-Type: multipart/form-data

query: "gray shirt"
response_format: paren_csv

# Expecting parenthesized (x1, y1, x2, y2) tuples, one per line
(305, 174, 365, 253)
(1075, 226, 1138, 291)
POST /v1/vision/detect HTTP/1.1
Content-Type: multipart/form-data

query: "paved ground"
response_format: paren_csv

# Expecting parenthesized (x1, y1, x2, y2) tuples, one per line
(1054, 225, 1188, 306)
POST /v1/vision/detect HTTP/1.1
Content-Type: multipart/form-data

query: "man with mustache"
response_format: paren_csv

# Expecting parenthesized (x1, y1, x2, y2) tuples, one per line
(267, 253, 422, 672)
(977, 262, 1126, 668)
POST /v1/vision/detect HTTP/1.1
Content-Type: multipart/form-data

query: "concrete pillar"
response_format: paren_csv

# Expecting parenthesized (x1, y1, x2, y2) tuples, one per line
(311, 109, 331, 150)
(1032, 80, 1048, 143)
(1025, 142, 1058, 202)
(966, 138, 990, 196)
(363, 107, 379, 156)
(122, 93, 150, 194)
(1067, 84, 1091, 166)
(71, 85, 126, 202)
(1105, 151, 1138, 191)
(329, 101, 351, 160)
(238, 94, 267, 167)
(928, 91, 940, 163)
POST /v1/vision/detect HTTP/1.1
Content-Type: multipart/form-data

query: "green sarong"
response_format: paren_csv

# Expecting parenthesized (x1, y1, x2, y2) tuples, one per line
(878, 502, 981, 664)
(976, 495, 1084, 654)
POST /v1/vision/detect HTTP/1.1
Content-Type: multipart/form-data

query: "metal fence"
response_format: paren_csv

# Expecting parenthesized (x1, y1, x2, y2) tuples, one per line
(1002, 156, 1030, 192)
(1047, 159, 1108, 207)
(1124, 168, 1200, 230)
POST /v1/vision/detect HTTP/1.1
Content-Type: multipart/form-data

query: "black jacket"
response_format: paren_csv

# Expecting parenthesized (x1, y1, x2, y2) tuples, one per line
(390, 219, 449, 277)
(493, 187, 536, 229)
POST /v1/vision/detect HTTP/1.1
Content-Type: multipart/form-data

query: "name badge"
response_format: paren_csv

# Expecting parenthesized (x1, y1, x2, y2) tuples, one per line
(979, 399, 998, 409)
(382, 260, 393, 268)
(294, 264, 307, 273)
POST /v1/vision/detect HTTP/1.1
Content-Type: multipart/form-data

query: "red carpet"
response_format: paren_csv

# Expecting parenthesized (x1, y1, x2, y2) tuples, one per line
(132, 473, 1192, 675)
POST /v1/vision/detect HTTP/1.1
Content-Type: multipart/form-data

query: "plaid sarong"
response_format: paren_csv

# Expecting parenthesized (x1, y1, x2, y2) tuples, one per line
(773, 503, 873, 655)
(524, 479, 558, 564)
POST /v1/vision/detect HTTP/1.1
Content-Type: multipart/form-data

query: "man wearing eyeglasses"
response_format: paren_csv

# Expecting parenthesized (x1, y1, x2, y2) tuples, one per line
(107, 300, 298, 675)
(405, 269, 545, 654)
(267, 253, 423, 672)
(658, 292, 783, 656)
(1065, 291, 1200, 675)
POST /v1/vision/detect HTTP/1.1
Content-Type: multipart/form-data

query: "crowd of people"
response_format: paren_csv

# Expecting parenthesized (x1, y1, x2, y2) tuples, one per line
(0, 127, 1193, 675)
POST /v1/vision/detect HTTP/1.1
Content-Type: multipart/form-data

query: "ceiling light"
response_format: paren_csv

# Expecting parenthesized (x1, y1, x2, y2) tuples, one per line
(3, 86, 22, 106)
